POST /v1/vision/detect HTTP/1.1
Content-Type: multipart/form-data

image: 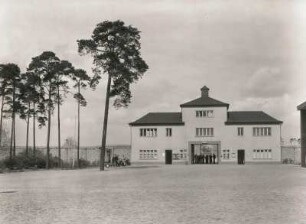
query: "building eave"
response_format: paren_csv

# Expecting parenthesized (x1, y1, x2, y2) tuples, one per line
(129, 122, 185, 126)
(297, 101, 306, 110)
(225, 121, 283, 125)
(180, 104, 229, 108)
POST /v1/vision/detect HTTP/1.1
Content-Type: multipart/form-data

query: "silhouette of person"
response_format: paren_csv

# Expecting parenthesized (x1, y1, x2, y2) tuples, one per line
(205, 155, 208, 164)
(209, 155, 212, 164)
(213, 154, 216, 164)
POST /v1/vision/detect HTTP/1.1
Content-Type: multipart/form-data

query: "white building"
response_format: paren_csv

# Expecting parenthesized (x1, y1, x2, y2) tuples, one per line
(129, 86, 283, 164)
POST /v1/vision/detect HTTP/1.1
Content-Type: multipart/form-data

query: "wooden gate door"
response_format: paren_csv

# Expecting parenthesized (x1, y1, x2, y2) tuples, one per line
(237, 150, 245, 164)
(165, 150, 172, 165)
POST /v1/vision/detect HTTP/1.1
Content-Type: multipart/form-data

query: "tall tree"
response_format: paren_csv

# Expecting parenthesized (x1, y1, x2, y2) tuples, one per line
(54, 60, 73, 168)
(71, 69, 90, 168)
(28, 52, 61, 169)
(0, 64, 21, 158)
(19, 72, 43, 156)
(0, 65, 9, 148)
(78, 20, 149, 170)
(28, 52, 73, 168)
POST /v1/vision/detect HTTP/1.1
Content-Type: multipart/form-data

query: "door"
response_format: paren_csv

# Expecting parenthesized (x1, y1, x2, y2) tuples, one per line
(237, 150, 245, 164)
(165, 150, 172, 165)
(190, 144, 195, 164)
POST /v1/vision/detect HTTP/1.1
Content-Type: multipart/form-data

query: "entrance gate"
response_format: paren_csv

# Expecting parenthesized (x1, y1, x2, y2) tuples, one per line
(191, 143, 218, 164)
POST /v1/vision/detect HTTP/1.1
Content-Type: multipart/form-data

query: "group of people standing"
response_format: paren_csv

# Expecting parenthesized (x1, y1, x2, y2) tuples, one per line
(193, 154, 217, 164)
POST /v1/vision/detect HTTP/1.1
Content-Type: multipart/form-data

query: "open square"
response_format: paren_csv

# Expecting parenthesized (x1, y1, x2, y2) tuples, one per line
(0, 164, 305, 224)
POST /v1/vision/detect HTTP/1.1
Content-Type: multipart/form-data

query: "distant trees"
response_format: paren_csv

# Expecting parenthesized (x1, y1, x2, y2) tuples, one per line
(0, 20, 148, 170)
(78, 20, 148, 170)
(0, 64, 22, 158)
(27, 52, 75, 169)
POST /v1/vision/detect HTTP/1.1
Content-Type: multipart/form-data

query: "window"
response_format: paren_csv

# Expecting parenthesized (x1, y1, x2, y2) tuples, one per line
(166, 128, 172, 137)
(140, 128, 157, 137)
(253, 149, 272, 160)
(253, 127, 271, 136)
(173, 149, 187, 160)
(196, 128, 214, 137)
(238, 127, 244, 136)
(139, 149, 158, 160)
(222, 149, 230, 160)
(196, 110, 213, 118)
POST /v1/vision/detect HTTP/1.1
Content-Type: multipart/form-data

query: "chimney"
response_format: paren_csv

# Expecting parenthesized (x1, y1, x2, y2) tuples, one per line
(201, 86, 209, 97)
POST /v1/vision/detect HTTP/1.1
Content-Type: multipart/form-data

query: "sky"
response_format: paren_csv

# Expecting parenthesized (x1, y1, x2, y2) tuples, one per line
(1, 0, 306, 146)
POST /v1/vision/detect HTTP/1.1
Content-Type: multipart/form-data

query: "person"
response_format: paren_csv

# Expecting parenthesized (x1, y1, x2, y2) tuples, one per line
(209, 154, 212, 164)
(205, 155, 208, 164)
(213, 154, 216, 164)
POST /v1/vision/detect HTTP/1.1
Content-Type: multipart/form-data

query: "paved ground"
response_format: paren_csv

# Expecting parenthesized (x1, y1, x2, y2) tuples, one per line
(0, 164, 306, 224)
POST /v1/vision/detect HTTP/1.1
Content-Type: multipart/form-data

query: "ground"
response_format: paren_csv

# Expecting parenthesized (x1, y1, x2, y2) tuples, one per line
(0, 164, 306, 224)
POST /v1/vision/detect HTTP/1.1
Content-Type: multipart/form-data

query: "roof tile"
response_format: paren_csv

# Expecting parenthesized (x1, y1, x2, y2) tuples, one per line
(129, 112, 184, 126)
(225, 111, 282, 125)
(180, 96, 229, 108)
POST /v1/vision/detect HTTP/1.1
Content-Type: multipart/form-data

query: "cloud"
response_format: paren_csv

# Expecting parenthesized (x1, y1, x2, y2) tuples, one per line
(242, 67, 290, 98)
(2, 0, 306, 146)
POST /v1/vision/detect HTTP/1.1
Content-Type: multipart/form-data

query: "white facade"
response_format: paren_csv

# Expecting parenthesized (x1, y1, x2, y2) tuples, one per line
(129, 86, 282, 164)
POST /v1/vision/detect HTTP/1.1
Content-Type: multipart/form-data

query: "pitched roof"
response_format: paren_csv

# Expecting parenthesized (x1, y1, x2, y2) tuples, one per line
(297, 101, 306, 110)
(129, 112, 184, 126)
(180, 96, 229, 108)
(225, 111, 283, 125)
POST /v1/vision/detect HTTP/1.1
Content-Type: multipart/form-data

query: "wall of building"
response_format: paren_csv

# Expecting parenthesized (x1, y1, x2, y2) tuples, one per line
(221, 125, 282, 163)
(182, 107, 228, 143)
(130, 125, 186, 163)
(130, 107, 282, 164)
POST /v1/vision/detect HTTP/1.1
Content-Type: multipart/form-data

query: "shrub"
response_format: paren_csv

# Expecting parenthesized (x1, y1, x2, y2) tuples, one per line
(78, 158, 90, 168)
(0, 150, 65, 170)
(282, 158, 294, 164)
(3, 157, 24, 169)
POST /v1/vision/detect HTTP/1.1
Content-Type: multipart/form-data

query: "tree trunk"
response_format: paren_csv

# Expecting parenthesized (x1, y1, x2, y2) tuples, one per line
(57, 86, 61, 168)
(10, 113, 13, 159)
(0, 94, 4, 148)
(26, 102, 30, 156)
(10, 84, 15, 159)
(33, 103, 36, 157)
(13, 117, 15, 156)
(100, 74, 111, 171)
(77, 82, 80, 168)
(46, 86, 51, 169)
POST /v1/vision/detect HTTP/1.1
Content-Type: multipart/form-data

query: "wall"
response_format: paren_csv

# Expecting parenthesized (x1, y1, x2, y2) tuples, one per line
(281, 145, 301, 164)
(0, 145, 131, 166)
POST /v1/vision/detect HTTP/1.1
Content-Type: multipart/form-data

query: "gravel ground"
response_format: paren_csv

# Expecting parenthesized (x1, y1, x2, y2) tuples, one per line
(0, 164, 306, 224)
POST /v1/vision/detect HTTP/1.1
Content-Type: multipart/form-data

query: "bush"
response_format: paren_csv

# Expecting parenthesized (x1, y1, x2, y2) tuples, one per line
(78, 158, 90, 168)
(283, 158, 294, 164)
(0, 150, 64, 170)
(3, 157, 24, 169)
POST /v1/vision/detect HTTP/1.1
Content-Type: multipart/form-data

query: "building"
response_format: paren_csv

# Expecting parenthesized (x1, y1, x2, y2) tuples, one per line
(129, 86, 283, 164)
(297, 101, 306, 167)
